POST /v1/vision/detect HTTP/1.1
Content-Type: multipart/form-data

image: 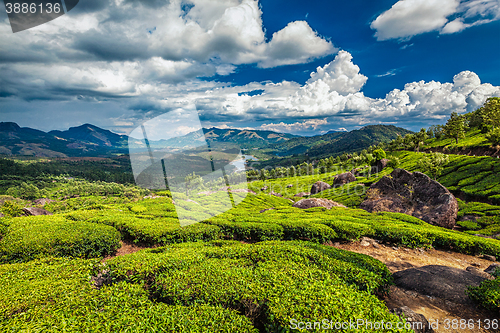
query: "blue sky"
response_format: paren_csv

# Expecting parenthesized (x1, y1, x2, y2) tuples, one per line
(0, 0, 499, 136)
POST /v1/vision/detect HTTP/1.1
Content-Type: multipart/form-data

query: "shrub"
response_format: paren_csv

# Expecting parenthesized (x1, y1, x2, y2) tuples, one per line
(0, 215, 121, 263)
(457, 220, 481, 231)
(0, 258, 257, 332)
(103, 241, 409, 332)
(0, 201, 23, 217)
(372, 149, 387, 161)
(207, 220, 284, 241)
(387, 157, 400, 169)
(467, 278, 500, 311)
(486, 127, 500, 145)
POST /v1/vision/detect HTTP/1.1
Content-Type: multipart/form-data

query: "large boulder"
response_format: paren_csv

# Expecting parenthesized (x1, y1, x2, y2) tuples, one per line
(293, 198, 346, 210)
(310, 181, 331, 195)
(332, 172, 356, 186)
(393, 265, 486, 304)
(32, 198, 56, 206)
(371, 158, 389, 174)
(22, 207, 53, 216)
(360, 168, 458, 228)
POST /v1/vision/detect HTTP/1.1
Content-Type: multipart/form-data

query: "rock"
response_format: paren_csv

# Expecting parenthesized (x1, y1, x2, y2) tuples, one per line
(22, 207, 53, 216)
(310, 181, 331, 195)
(470, 262, 481, 267)
(350, 168, 362, 176)
(482, 254, 496, 261)
(91, 270, 111, 289)
(360, 240, 370, 247)
(32, 198, 56, 206)
(390, 306, 434, 333)
(466, 266, 494, 280)
(269, 192, 283, 197)
(484, 263, 500, 275)
(259, 208, 275, 213)
(294, 192, 310, 197)
(332, 172, 356, 186)
(292, 198, 346, 210)
(286, 184, 293, 188)
(393, 265, 486, 304)
(371, 158, 389, 174)
(360, 168, 458, 229)
(261, 186, 268, 191)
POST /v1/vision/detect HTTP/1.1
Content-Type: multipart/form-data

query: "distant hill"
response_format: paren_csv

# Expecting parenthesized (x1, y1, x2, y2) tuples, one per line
(0, 123, 297, 157)
(0, 122, 412, 159)
(263, 125, 413, 159)
(0, 122, 128, 157)
(49, 124, 128, 149)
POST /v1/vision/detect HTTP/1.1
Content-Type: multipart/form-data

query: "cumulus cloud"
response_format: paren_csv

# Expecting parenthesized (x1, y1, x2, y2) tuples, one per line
(259, 118, 328, 133)
(0, 0, 334, 69)
(371, 0, 500, 40)
(190, 53, 500, 129)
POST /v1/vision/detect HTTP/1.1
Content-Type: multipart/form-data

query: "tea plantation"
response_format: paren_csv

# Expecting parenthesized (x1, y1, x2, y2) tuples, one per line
(1, 146, 500, 330)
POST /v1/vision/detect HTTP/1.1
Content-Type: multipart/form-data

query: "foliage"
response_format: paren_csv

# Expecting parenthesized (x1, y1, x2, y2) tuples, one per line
(372, 148, 386, 161)
(467, 277, 500, 311)
(485, 127, 500, 145)
(387, 157, 400, 169)
(5, 182, 47, 200)
(0, 201, 23, 218)
(0, 215, 121, 263)
(102, 241, 408, 332)
(416, 152, 449, 179)
(0, 258, 257, 332)
(480, 97, 500, 130)
(444, 112, 467, 144)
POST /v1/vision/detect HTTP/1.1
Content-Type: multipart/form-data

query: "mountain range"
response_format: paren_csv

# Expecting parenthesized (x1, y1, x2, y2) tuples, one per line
(0, 122, 412, 159)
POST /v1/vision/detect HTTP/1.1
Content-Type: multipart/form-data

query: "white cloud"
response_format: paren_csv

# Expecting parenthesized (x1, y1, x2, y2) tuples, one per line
(441, 18, 467, 34)
(259, 21, 337, 68)
(371, 0, 500, 40)
(259, 118, 328, 133)
(371, 0, 459, 41)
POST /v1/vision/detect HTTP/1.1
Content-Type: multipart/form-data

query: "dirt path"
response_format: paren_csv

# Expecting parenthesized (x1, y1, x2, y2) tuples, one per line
(102, 240, 150, 261)
(333, 241, 499, 333)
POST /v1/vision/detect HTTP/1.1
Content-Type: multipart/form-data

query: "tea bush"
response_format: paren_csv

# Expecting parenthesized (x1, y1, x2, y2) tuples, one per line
(467, 278, 500, 312)
(0, 215, 120, 263)
(103, 241, 410, 332)
(0, 257, 257, 332)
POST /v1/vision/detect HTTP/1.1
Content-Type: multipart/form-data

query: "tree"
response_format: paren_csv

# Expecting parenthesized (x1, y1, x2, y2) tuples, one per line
(486, 127, 500, 145)
(416, 152, 449, 180)
(444, 112, 467, 144)
(372, 148, 386, 161)
(403, 133, 415, 150)
(481, 97, 500, 130)
(412, 128, 428, 152)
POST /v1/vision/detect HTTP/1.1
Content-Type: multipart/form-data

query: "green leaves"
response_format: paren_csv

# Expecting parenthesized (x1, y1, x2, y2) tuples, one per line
(444, 112, 467, 144)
